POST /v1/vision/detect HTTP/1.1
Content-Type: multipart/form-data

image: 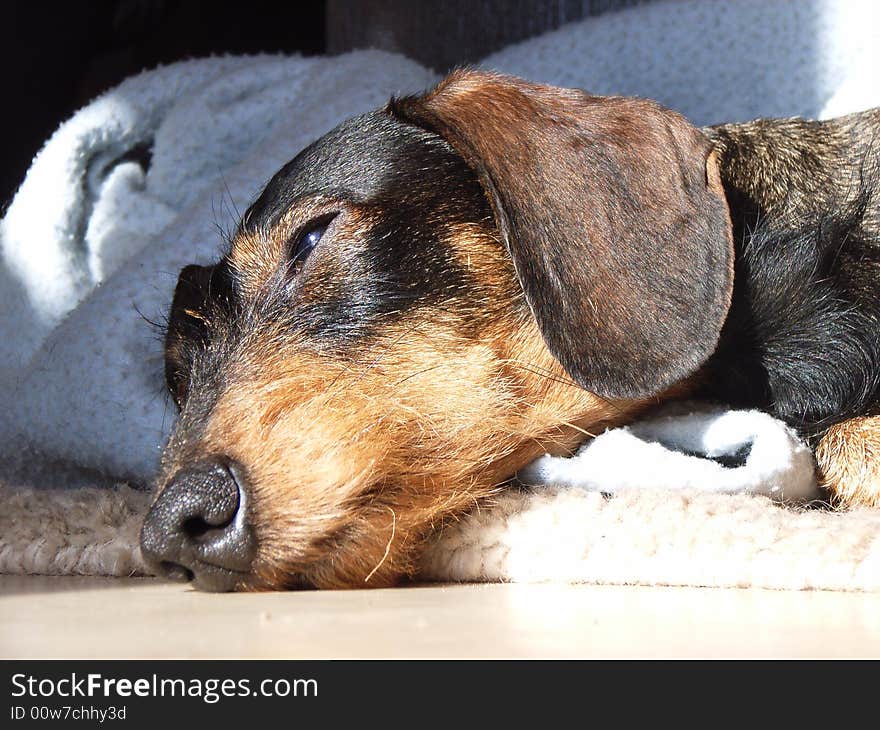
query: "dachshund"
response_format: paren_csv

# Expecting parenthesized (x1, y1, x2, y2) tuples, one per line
(140, 70, 880, 591)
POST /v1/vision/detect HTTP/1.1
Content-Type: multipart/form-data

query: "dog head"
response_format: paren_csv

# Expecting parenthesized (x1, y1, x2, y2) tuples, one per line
(140, 70, 733, 591)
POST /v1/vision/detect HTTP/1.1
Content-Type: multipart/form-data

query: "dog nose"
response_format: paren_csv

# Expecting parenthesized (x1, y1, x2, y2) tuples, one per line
(140, 459, 256, 591)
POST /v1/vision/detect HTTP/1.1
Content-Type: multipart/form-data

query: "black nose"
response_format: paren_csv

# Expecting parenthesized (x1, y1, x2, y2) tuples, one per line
(140, 459, 256, 591)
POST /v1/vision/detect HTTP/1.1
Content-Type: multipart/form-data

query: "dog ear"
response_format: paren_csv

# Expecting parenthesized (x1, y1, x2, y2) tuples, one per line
(165, 264, 230, 408)
(389, 70, 734, 399)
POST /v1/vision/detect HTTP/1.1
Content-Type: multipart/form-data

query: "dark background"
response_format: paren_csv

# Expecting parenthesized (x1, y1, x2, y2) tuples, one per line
(2, 0, 326, 211)
(1, 0, 645, 210)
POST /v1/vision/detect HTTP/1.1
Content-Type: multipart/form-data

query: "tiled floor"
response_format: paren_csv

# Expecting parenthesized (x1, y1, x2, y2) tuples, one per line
(2, 576, 879, 658)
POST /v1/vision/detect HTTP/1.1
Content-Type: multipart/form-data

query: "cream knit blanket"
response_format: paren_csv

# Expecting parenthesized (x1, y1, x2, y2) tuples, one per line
(4, 480, 880, 591)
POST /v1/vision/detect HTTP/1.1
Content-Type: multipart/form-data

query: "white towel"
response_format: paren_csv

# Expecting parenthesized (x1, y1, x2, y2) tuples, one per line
(519, 407, 818, 501)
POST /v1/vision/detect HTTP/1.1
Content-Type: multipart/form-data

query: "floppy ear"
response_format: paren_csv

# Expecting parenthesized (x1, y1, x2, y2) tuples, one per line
(165, 264, 231, 407)
(389, 70, 734, 399)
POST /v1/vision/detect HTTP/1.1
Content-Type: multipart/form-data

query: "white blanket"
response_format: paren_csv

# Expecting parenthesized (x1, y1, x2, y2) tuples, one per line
(2, 0, 880, 590)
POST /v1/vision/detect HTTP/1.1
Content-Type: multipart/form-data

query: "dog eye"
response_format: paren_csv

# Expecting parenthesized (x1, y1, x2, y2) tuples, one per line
(291, 220, 330, 265)
(294, 226, 325, 260)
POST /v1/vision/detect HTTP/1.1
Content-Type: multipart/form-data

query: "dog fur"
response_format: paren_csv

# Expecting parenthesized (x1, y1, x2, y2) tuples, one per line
(143, 70, 880, 590)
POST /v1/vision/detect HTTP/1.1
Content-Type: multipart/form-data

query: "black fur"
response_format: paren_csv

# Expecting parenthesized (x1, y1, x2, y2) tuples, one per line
(164, 110, 496, 432)
(238, 110, 493, 345)
(702, 173, 880, 439)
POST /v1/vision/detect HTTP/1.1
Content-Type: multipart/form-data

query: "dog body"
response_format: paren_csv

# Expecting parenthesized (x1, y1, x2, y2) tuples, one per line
(140, 71, 880, 591)
(702, 111, 880, 503)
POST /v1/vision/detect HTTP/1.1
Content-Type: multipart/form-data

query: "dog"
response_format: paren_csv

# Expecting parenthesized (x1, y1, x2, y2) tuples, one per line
(140, 70, 880, 591)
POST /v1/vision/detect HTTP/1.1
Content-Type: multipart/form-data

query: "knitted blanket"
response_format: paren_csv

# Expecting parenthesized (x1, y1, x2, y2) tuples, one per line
(3, 0, 880, 591)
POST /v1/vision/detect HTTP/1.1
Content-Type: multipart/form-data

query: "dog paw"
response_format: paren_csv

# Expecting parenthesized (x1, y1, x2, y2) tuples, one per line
(816, 416, 880, 507)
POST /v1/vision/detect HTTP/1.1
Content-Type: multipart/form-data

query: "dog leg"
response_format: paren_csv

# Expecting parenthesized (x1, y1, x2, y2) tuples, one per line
(815, 416, 880, 507)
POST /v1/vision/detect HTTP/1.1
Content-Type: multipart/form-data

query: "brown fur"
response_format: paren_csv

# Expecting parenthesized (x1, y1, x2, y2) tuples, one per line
(390, 70, 734, 400)
(149, 69, 880, 592)
(707, 109, 880, 226)
(156, 218, 652, 589)
(816, 417, 880, 508)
